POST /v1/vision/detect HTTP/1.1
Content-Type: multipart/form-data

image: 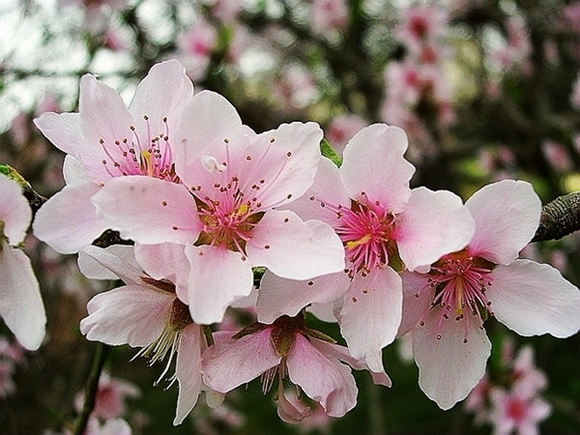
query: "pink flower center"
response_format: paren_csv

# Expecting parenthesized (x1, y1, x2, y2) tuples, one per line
(99, 116, 179, 182)
(418, 250, 495, 342)
(195, 178, 262, 256)
(335, 199, 397, 278)
(505, 396, 529, 423)
(409, 15, 430, 39)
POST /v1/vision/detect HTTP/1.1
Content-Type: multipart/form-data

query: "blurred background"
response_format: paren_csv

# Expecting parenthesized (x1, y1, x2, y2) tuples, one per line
(1, 0, 579, 433)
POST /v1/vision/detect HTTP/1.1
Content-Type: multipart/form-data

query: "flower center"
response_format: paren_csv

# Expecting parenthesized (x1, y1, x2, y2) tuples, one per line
(335, 199, 396, 277)
(134, 277, 194, 386)
(99, 115, 179, 182)
(418, 250, 495, 342)
(194, 176, 264, 255)
(505, 396, 529, 423)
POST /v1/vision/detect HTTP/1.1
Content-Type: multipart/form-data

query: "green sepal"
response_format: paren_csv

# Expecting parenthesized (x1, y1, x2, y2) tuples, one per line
(386, 239, 405, 272)
(320, 138, 342, 167)
(302, 327, 337, 344)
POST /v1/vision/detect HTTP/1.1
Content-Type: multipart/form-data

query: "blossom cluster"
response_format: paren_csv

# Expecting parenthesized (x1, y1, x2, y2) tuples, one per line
(27, 60, 580, 426)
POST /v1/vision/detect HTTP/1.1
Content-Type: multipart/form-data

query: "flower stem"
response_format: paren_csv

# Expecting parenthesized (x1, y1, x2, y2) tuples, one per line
(72, 342, 111, 435)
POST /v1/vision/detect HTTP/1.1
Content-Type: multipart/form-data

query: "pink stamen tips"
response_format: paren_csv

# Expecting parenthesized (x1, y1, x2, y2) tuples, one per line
(99, 115, 179, 182)
(420, 250, 495, 342)
(334, 199, 396, 278)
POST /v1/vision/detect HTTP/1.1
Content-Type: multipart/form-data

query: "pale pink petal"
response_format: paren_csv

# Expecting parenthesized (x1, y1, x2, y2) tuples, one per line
(277, 388, 311, 423)
(175, 90, 244, 186)
(129, 60, 194, 139)
(200, 328, 281, 392)
(33, 182, 107, 254)
(395, 187, 475, 270)
(134, 242, 188, 284)
(0, 176, 32, 245)
(0, 243, 46, 350)
(247, 209, 345, 280)
(247, 122, 323, 209)
(257, 271, 350, 324)
(185, 245, 253, 324)
(286, 334, 357, 418)
(33, 112, 85, 159)
(413, 309, 491, 410)
(78, 245, 139, 281)
(466, 180, 541, 265)
(285, 156, 350, 227)
(80, 285, 172, 347)
(398, 271, 434, 337)
(309, 338, 392, 387)
(487, 259, 580, 338)
(173, 323, 203, 425)
(340, 124, 415, 213)
(79, 245, 143, 285)
(92, 176, 201, 245)
(307, 301, 338, 323)
(78, 74, 134, 154)
(338, 267, 402, 373)
(63, 155, 90, 186)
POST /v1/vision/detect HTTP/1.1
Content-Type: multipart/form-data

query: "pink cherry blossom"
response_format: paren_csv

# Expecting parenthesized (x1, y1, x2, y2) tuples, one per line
(257, 124, 475, 373)
(394, 5, 448, 58)
(33, 60, 194, 254)
(200, 314, 390, 423)
(174, 20, 218, 81)
(0, 175, 46, 351)
(78, 246, 208, 425)
(310, 0, 348, 35)
(511, 345, 547, 399)
(85, 417, 133, 435)
(325, 115, 367, 156)
(74, 371, 140, 420)
(92, 89, 345, 325)
(571, 73, 580, 109)
(398, 179, 580, 410)
(488, 387, 551, 435)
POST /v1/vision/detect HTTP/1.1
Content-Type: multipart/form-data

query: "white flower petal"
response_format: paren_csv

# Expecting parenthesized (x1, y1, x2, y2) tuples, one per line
(33, 182, 106, 254)
(488, 259, 580, 338)
(247, 209, 345, 280)
(413, 309, 491, 410)
(0, 176, 32, 245)
(0, 242, 46, 350)
(466, 180, 541, 265)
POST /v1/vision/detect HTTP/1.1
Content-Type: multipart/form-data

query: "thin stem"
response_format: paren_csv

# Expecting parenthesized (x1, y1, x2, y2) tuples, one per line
(72, 343, 111, 435)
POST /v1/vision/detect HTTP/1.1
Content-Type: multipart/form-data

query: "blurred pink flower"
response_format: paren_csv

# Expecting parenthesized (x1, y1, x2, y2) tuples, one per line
(399, 179, 580, 409)
(275, 64, 320, 109)
(511, 346, 547, 399)
(325, 115, 367, 156)
(85, 417, 133, 435)
(0, 175, 46, 351)
(310, 0, 348, 35)
(542, 141, 573, 172)
(0, 359, 16, 398)
(175, 20, 218, 81)
(490, 16, 532, 73)
(395, 5, 448, 57)
(571, 74, 580, 109)
(75, 371, 140, 420)
(488, 387, 551, 435)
